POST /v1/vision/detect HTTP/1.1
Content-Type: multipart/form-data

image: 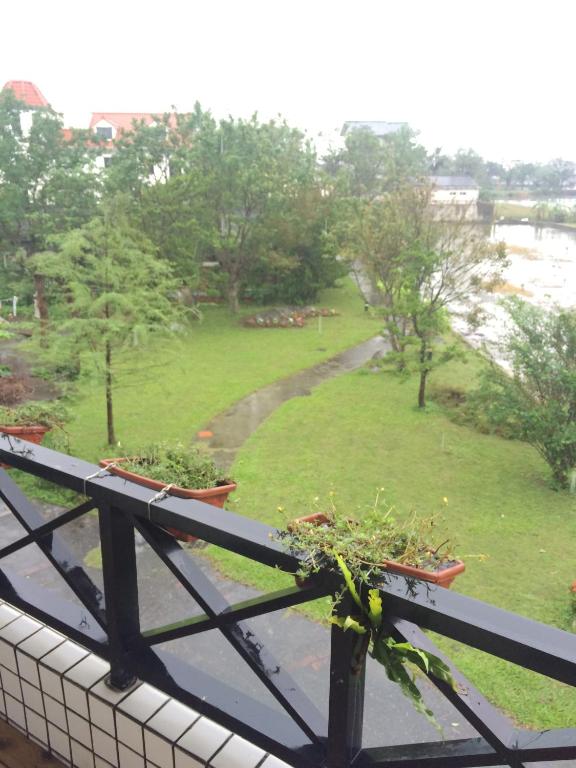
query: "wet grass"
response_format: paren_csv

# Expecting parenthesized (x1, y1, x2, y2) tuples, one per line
(208, 352, 576, 729)
(62, 279, 381, 461)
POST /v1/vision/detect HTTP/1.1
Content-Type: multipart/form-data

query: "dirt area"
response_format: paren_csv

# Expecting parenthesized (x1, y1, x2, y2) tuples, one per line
(0, 338, 59, 404)
(489, 281, 533, 297)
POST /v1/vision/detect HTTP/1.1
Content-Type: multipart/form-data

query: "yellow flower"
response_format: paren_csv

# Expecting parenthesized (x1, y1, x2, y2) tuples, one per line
(443, 496, 448, 505)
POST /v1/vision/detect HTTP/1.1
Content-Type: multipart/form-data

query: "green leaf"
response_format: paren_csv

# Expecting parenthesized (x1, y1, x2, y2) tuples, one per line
(367, 589, 383, 628)
(335, 553, 362, 610)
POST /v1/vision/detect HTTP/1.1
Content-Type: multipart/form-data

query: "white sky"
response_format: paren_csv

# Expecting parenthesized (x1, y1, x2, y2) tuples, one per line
(2, 0, 575, 164)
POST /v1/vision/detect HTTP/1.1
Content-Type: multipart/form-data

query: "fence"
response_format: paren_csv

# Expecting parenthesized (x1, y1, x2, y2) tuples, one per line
(0, 433, 574, 768)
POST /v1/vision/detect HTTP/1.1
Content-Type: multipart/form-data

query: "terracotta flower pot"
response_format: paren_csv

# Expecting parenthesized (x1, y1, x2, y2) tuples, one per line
(99, 458, 236, 543)
(0, 425, 50, 468)
(288, 512, 465, 588)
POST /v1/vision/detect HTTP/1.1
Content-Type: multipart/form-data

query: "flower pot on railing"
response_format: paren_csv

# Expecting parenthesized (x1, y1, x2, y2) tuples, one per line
(0, 425, 50, 469)
(0, 403, 67, 469)
(99, 457, 237, 543)
(288, 512, 465, 589)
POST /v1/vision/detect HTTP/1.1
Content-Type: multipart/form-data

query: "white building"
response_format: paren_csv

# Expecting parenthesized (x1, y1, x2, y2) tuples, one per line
(429, 176, 479, 205)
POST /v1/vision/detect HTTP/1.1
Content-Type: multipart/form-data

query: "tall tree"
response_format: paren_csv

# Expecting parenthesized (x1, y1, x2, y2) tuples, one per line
(39, 197, 184, 445)
(327, 126, 427, 199)
(167, 112, 318, 312)
(0, 89, 99, 326)
(342, 185, 506, 407)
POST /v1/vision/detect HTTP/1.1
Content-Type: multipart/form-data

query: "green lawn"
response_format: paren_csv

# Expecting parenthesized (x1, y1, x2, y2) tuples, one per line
(62, 279, 381, 461)
(208, 354, 576, 729)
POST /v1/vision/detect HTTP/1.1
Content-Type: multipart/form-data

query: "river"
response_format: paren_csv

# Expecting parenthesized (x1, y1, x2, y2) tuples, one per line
(451, 222, 576, 362)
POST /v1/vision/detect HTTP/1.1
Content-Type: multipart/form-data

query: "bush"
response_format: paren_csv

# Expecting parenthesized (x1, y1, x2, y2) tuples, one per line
(470, 299, 576, 488)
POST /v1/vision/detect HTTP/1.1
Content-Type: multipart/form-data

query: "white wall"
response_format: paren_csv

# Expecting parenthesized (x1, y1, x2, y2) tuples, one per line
(431, 188, 479, 205)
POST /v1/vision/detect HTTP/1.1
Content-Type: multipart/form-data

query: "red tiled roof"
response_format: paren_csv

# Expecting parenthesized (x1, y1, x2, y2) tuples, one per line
(89, 112, 158, 132)
(2, 81, 49, 108)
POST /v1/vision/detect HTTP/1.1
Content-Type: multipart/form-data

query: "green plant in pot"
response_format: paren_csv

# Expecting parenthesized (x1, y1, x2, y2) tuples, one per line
(279, 494, 463, 727)
(0, 402, 69, 467)
(99, 442, 236, 542)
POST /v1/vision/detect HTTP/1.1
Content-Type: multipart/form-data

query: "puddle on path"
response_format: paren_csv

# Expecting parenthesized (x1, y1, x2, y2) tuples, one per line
(199, 335, 390, 471)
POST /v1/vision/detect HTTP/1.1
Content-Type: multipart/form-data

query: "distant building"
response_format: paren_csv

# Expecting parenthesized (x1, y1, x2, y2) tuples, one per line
(2, 80, 49, 108)
(89, 113, 158, 170)
(1, 80, 50, 135)
(429, 176, 479, 205)
(341, 121, 408, 139)
(89, 112, 174, 177)
(89, 112, 162, 142)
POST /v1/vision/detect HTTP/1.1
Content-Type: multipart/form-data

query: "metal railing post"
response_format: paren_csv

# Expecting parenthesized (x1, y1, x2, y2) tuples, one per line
(327, 592, 366, 768)
(98, 503, 140, 689)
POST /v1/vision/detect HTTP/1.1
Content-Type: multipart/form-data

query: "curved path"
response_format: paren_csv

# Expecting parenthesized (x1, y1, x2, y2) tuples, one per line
(199, 335, 390, 471)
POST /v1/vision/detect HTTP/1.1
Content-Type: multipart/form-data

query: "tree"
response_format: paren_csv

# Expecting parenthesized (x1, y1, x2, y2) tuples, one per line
(342, 185, 506, 407)
(327, 126, 427, 199)
(160, 112, 319, 312)
(39, 197, 184, 445)
(0, 89, 99, 326)
(478, 299, 576, 488)
(242, 185, 347, 304)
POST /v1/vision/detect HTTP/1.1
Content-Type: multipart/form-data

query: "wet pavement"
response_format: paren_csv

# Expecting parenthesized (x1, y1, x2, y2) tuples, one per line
(200, 336, 391, 472)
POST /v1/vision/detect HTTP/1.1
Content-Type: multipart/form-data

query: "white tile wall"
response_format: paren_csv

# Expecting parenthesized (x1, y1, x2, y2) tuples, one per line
(0, 600, 296, 768)
(209, 734, 266, 768)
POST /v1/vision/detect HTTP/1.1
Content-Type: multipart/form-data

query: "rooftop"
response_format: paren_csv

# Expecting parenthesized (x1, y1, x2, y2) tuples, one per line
(430, 175, 479, 189)
(1, 80, 49, 108)
(341, 120, 408, 137)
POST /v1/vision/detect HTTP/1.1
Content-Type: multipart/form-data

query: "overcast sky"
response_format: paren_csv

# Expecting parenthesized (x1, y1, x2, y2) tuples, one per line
(2, 0, 575, 164)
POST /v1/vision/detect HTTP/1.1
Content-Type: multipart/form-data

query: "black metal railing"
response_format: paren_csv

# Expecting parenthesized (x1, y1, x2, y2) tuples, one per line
(0, 433, 574, 768)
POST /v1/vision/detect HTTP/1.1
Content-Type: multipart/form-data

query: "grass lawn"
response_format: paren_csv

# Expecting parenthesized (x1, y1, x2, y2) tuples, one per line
(60, 279, 380, 461)
(208, 353, 576, 729)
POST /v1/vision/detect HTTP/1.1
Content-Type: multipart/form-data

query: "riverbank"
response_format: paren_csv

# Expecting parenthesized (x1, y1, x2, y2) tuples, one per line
(496, 216, 576, 232)
(494, 201, 576, 230)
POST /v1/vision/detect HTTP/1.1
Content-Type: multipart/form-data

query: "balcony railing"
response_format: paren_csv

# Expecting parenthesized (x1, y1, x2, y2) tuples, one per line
(0, 432, 575, 768)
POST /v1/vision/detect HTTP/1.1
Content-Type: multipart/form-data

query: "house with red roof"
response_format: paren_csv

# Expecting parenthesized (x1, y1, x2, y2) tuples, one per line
(2, 80, 49, 109)
(89, 112, 174, 178)
(89, 112, 160, 141)
(2, 80, 173, 181)
(1, 80, 51, 136)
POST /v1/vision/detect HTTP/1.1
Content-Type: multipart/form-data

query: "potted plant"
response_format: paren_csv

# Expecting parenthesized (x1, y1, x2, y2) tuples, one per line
(0, 402, 68, 467)
(279, 494, 463, 727)
(285, 500, 465, 589)
(99, 443, 236, 542)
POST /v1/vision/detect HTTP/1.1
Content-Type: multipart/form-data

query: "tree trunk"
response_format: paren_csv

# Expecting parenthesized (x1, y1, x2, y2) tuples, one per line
(418, 369, 428, 409)
(33, 273, 49, 345)
(228, 279, 240, 314)
(417, 336, 433, 409)
(105, 339, 116, 446)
